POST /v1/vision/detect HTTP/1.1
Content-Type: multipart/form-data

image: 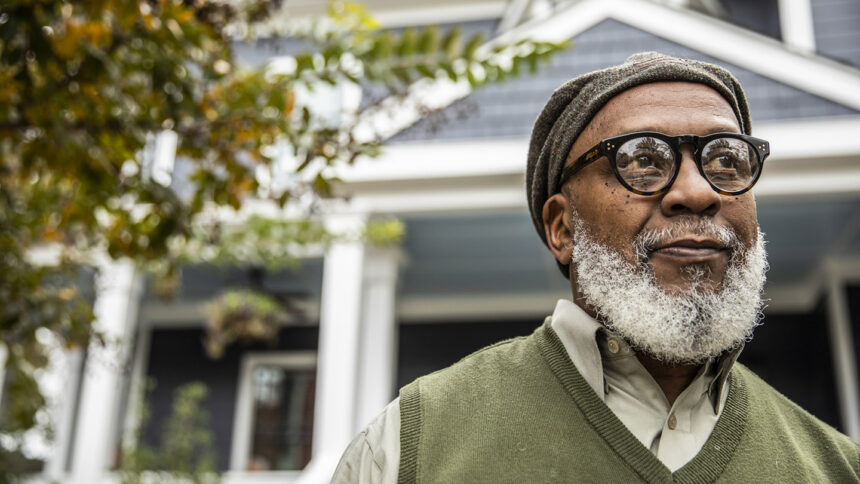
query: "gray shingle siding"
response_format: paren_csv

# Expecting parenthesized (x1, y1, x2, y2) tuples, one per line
(392, 19, 859, 143)
(811, 0, 860, 68)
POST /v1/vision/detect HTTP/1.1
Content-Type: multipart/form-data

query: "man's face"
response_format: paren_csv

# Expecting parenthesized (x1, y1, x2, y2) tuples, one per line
(565, 82, 759, 295)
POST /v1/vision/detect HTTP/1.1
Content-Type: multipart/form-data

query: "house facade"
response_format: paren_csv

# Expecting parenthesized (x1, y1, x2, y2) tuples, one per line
(40, 0, 860, 483)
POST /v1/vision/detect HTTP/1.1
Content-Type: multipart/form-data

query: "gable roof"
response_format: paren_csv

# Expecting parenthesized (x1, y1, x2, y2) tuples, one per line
(394, 18, 858, 143)
(358, 0, 860, 143)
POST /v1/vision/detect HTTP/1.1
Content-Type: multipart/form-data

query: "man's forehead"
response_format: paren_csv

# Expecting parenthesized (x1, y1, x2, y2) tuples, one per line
(580, 83, 742, 144)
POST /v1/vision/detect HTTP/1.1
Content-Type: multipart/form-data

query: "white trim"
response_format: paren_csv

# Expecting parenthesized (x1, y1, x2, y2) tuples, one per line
(121, 319, 153, 452)
(130, 280, 841, 325)
(496, 0, 532, 33)
(825, 264, 860, 442)
(44, 349, 85, 480)
(138, 299, 321, 328)
(373, 2, 506, 27)
(68, 260, 145, 483)
(340, 138, 527, 183)
(350, 185, 526, 214)
(364, 0, 860, 142)
(829, 258, 860, 283)
(754, 169, 860, 199)
(222, 470, 303, 484)
(229, 351, 317, 472)
(339, 118, 860, 189)
(328, 121, 860, 215)
(355, 248, 401, 429)
(520, 0, 860, 110)
(779, 0, 816, 53)
(300, 223, 367, 484)
(398, 291, 571, 322)
(754, 118, 860, 161)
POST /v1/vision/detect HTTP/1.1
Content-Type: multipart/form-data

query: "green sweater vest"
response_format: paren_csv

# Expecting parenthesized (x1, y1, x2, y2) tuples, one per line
(398, 320, 860, 483)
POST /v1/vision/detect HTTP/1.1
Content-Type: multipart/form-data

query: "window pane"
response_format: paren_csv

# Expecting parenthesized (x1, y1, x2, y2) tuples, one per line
(247, 364, 315, 471)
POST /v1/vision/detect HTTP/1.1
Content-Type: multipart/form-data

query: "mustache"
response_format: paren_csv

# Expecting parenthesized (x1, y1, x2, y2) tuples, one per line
(634, 217, 742, 261)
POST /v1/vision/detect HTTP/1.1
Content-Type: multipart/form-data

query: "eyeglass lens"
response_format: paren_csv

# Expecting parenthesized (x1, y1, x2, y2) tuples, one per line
(615, 136, 760, 193)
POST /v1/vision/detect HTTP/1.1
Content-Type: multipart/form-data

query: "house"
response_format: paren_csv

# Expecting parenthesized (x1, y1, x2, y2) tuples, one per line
(43, 0, 860, 482)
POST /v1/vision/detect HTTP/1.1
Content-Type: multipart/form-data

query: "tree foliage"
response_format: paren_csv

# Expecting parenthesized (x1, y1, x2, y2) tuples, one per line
(0, 0, 566, 466)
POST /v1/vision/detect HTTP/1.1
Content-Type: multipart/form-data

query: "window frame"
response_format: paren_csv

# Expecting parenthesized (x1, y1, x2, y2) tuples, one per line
(229, 351, 318, 474)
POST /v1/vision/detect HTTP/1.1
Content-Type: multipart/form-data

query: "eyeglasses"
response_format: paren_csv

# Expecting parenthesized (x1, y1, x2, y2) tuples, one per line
(558, 131, 770, 196)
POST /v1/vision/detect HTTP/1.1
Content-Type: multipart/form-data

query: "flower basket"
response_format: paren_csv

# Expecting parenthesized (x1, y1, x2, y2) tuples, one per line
(203, 290, 287, 359)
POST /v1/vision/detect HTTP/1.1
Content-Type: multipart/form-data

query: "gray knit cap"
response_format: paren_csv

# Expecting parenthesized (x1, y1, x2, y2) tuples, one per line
(526, 52, 752, 277)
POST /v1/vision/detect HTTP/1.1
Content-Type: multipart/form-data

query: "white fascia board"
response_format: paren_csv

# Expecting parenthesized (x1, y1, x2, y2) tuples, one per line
(397, 291, 571, 321)
(350, 185, 527, 214)
(755, 170, 860, 199)
(754, 117, 860, 160)
(339, 138, 528, 182)
(373, 2, 507, 27)
(338, 118, 860, 184)
(336, 121, 860, 213)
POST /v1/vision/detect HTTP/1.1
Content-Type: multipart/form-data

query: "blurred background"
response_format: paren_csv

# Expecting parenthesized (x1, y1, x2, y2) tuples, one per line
(1, 0, 859, 482)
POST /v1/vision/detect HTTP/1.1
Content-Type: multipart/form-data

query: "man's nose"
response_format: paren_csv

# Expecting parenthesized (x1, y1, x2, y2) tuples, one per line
(660, 148, 721, 217)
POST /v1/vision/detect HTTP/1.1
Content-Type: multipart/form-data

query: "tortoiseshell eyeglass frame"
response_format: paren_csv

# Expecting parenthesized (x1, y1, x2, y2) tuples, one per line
(557, 131, 770, 196)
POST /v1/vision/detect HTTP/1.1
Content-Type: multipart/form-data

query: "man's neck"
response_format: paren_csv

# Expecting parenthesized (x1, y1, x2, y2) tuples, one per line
(634, 352, 702, 406)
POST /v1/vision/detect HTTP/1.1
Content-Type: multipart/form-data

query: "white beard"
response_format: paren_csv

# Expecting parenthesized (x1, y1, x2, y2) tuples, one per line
(570, 213, 769, 364)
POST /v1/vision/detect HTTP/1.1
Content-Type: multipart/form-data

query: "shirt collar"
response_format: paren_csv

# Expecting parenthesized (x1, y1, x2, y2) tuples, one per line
(549, 299, 605, 400)
(549, 299, 742, 413)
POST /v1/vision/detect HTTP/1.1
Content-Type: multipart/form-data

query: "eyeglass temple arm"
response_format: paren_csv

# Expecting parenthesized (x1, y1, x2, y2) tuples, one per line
(557, 145, 603, 191)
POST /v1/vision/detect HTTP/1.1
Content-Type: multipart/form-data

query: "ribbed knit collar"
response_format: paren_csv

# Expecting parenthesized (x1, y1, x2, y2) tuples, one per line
(549, 299, 741, 413)
(536, 319, 750, 483)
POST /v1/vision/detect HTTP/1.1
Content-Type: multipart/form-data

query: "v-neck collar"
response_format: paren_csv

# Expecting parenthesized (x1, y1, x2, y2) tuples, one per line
(536, 320, 749, 483)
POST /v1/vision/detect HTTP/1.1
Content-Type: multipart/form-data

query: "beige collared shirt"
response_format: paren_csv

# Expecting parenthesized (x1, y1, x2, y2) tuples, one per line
(332, 299, 740, 482)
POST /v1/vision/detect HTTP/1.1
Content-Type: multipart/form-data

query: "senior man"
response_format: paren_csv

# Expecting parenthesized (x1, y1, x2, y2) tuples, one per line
(333, 52, 860, 482)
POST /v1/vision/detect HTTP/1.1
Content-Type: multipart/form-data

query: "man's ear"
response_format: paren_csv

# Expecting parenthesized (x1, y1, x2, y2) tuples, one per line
(542, 192, 573, 266)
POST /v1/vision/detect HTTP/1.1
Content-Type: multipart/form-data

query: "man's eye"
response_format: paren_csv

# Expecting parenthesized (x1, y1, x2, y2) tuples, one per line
(622, 151, 659, 170)
(634, 155, 654, 167)
(707, 153, 737, 168)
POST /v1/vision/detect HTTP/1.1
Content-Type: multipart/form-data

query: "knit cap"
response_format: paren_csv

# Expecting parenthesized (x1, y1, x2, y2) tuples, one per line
(525, 52, 752, 277)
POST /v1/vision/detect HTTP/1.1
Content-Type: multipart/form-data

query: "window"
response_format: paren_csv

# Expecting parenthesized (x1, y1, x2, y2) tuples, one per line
(230, 352, 316, 472)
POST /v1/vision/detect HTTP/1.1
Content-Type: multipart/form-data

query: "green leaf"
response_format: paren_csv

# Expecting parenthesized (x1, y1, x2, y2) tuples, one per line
(466, 68, 478, 87)
(417, 26, 438, 54)
(398, 28, 417, 57)
(464, 32, 484, 60)
(442, 28, 462, 58)
(440, 62, 458, 82)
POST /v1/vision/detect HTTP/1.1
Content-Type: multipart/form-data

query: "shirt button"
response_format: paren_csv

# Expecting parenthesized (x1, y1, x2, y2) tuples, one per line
(667, 413, 677, 430)
(607, 339, 620, 354)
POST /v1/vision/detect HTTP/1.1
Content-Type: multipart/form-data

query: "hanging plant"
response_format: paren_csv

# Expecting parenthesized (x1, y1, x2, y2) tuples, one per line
(203, 290, 288, 359)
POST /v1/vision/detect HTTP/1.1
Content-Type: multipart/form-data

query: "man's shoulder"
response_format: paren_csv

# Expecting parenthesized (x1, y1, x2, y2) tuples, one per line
(733, 363, 859, 454)
(419, 335, 534, 384)
(403, 321, 553, 399)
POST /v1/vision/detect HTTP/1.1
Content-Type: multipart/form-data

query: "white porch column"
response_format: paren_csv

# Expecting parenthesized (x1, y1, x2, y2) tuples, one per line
(355, 248, 401, 429)
(43, 348, 85, 480)
(68, 259, 144, 483)
(826, 272, 860, 442)
(298, 215, 367, 484)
